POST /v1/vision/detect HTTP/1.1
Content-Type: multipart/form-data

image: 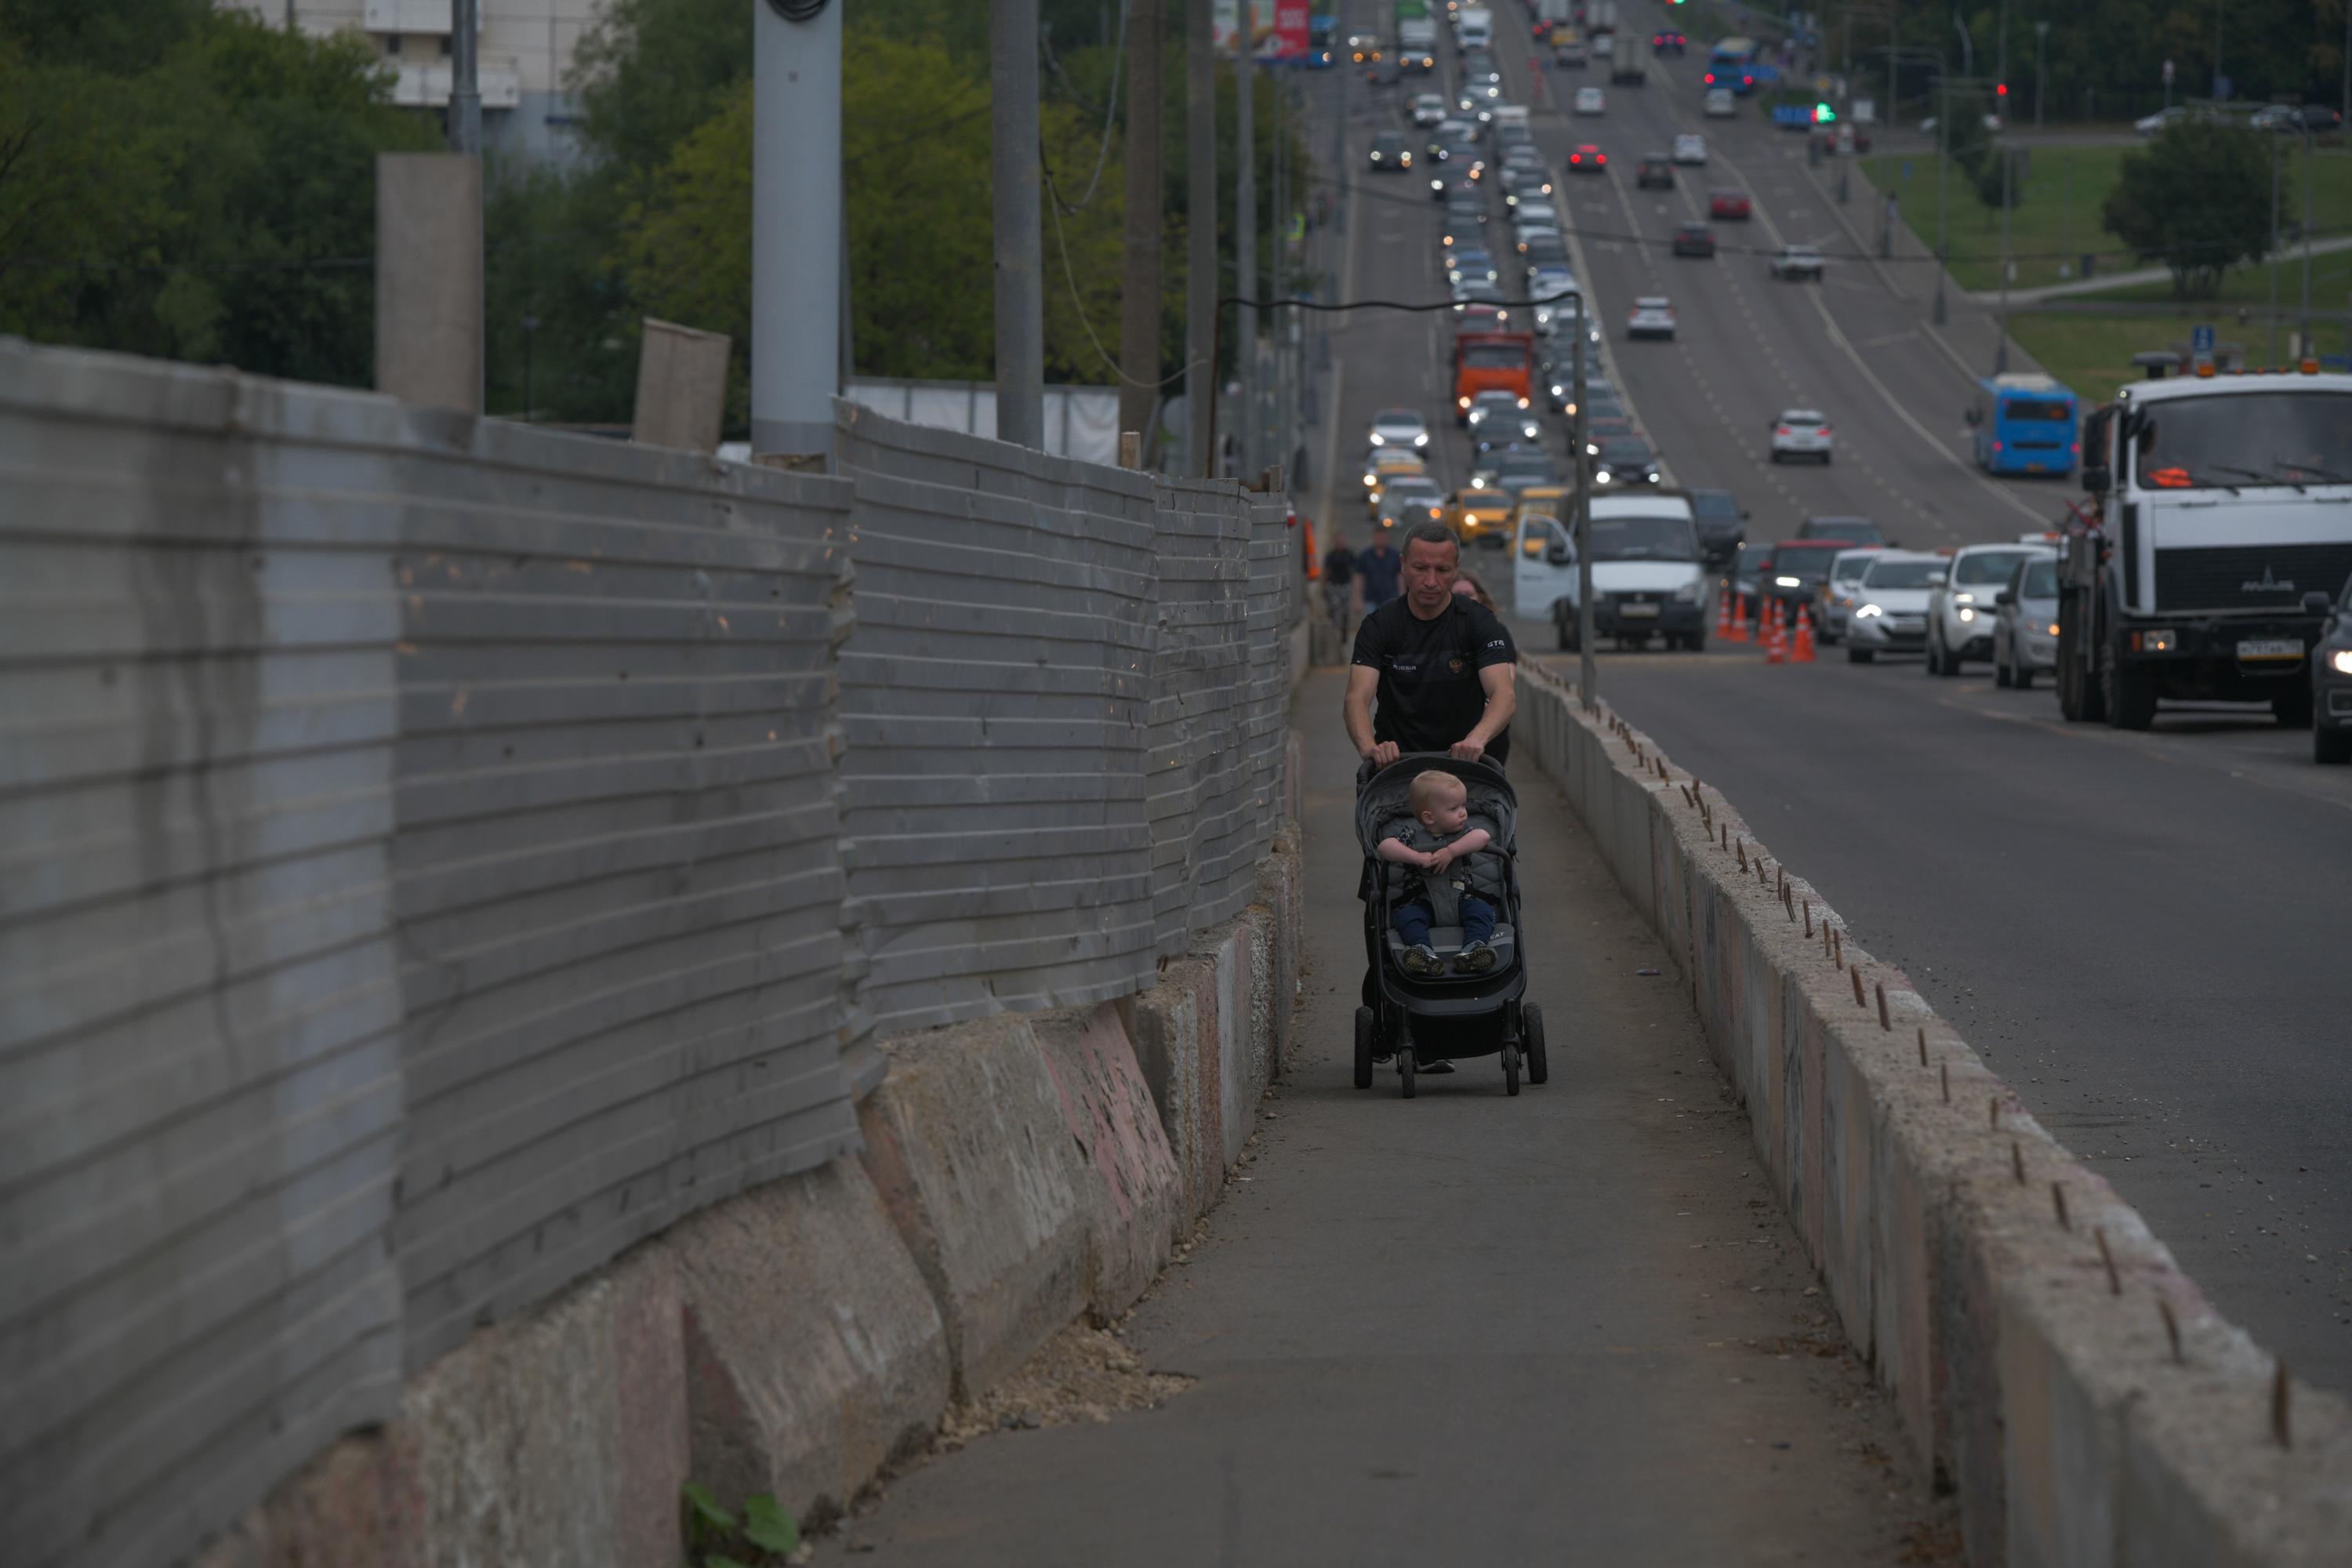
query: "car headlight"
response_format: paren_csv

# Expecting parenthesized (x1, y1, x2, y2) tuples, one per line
(1369, 433, 1385, 445)
(1457, 395, 1472, 408)
(1957, 607, 1976, 622)
(1646, 472, 1661, 483)
(2049, 622, 2063, 637)
(1363, 474, 1377, 486)
(1774, 575, 1801, 588)
(1856, 604, 1884, 618)
(1585, 442, 1599, 456)
(2332, 648, 2352, 674)
(1595, 470, 1613, 484)
(1553, 386, 1567, 401)
(1413, 433, 1428, 448)
(1674, 580, 1702, 602)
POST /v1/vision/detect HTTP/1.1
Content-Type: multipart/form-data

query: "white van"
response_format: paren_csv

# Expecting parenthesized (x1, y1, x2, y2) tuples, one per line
(1514, 496, 1710, 651)
(1456, 5, 1494, 49)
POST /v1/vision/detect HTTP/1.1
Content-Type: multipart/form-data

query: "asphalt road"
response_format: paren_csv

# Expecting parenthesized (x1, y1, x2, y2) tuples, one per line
(1314, 0, 2352, 1391)
(815, 677, 1941, 1564)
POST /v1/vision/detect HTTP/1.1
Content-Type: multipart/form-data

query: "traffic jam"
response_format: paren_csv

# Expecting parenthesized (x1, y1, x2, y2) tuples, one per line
(1344, 0, 2352, 766)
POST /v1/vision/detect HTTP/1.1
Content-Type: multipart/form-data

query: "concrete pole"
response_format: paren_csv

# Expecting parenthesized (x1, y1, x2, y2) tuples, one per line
(2269, 136, 2281, 365)
(449, 0, 481, 154)
(1572, 291, 1594, 709)
(2303, 130, 2316, 356)
(992, 0, 1045, 448)
(1933, 74, 1949, 325)
(376, 153, 482, 414)
(1236, 52, 1258, 476)
(1118, 0, 1164, 444)
(1271, 75, 1287, 481)
(1995, 146, 2011, 372)
(751, 0, 840, 458)
(2213, 0, 2223, 99)
(2034, 21, 2047, 131)
(1187, 0, 1218, 477)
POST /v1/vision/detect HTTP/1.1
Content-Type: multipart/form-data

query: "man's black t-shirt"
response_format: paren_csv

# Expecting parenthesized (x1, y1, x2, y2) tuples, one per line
(1351, 595, 1518, 764)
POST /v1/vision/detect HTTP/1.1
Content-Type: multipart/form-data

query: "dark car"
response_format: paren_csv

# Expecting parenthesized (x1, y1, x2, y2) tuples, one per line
(1584, 414, 1639, 451)
(1369, 56, 1402, 87)
(1652, 31, 1689, 56)
(2307, 573, 2352, 764)
(1494, 450, 1561, 498)
(1566, 143, 1608, 173)
(1592, 437, 1660, 487)
(1672, 223, 1716, 257)
(1757, 539, 1853, 615)
(1709, 188, 1752, 220)
(1687, 487, 1748, 568)
(1444, 194, 1487, 229)
(1798, 514, 1889, 547)
(1369, 130, 1412, 169)
(1635, 155, 1674, 189)
(2300, 104, 2345, 133)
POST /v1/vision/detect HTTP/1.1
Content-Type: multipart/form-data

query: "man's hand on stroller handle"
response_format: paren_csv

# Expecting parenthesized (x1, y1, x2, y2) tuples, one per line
(1363, 739, 1402, 767)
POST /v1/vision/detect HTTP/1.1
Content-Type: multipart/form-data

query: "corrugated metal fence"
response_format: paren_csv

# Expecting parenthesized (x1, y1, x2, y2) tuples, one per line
(0, 341, 1299, 1568)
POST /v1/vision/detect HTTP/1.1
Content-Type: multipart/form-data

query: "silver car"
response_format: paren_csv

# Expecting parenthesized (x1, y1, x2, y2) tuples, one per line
(1844, 550, 1947, 662)
(1991, 553, 2063, 689)
(1817, 547, 1885, 644)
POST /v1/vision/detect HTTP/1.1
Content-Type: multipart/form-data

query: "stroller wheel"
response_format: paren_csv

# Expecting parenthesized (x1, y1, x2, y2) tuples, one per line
(1523, 1004, 1549, 1085)
(1399, 1049, 1416, 1099)
(1352, 1007, 1376, 1089)
(1503, 1039, 1520, 1096)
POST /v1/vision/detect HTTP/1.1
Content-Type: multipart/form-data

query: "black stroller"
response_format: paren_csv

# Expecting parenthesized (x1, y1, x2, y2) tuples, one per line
(1353, 754, 1548, 1098)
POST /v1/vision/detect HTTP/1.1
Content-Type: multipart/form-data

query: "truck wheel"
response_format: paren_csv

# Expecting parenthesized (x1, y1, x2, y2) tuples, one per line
(2102, 643, 2157, 730)
(1847, 646, 1875, 663)
(2318, 723, 2352, 765)
(1994, 648, 2013, 687)
(2273, 686, 2314, 728)
(2014, 665, 2034, 691)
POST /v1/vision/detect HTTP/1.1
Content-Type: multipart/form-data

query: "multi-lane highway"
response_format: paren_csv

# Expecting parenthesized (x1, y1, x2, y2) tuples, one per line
(1308, 0, 2352, 1392)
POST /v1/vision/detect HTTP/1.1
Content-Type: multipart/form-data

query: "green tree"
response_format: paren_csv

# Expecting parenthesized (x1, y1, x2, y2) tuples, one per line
(2102, 121, 2274, 297)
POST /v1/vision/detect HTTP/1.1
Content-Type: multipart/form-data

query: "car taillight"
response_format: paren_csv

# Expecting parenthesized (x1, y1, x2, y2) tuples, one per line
(1993, 439, 2002, 452)
(1776, 426, 1791, 436)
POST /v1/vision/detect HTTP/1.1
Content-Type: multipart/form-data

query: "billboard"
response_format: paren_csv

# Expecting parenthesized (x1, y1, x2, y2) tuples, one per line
(1218, 1, 1311, 60)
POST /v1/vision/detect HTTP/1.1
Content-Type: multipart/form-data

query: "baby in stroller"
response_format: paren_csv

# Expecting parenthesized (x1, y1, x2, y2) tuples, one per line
(1376, 770, 1500, 977)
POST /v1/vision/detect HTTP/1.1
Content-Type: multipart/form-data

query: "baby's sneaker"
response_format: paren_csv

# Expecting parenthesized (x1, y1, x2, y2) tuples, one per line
(1400, 943, 1444, 976)
(1453, 940, 1497, 975)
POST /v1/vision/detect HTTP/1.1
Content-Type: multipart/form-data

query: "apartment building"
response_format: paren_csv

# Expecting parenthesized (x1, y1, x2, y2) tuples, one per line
(223, 1, 604, 163)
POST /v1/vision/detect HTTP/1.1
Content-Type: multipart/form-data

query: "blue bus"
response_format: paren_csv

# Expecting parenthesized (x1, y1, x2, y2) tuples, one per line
(1301, 16, 1336, 67)
(1969, 373, 2079, 476)
(1705, 35, 1766, 95)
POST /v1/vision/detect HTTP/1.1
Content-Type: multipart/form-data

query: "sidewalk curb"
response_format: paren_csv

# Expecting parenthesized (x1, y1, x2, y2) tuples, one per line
(1514, 667, 2352, 1566)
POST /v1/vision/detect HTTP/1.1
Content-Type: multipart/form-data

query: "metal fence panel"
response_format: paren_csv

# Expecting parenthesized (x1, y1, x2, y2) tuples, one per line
(833, 404, 1160, 1037)
(0, 349, 408, 1568)
(387, 420, 861, 1367)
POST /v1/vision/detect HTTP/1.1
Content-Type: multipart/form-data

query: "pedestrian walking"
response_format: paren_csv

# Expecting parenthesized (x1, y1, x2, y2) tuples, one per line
(1323, 530, 1359, 633)
(1355, 530, 1403, 611)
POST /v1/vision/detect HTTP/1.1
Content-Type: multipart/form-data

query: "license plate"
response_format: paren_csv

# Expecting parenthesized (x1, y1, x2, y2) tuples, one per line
(2026, 462, 2047, 473)
(2238, 638, 2302, 661)
(1619, 603, 1661, 618)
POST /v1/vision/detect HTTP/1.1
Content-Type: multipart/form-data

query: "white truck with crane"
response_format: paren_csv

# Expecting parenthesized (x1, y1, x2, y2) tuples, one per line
(2054, 357, 2352, 731)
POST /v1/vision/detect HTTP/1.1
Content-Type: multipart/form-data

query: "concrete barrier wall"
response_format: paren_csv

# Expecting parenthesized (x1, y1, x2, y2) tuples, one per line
(1512, 667, 2351, 1566)
(1, 336, 1312, 1566)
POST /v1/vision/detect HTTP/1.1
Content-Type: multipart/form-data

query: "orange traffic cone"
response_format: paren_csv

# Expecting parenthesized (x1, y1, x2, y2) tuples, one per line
(1714, 584, 1733, 642)
(1730, 592, 1751, 642)
(1791, 604, 1817, 662)
(1764, 599, 1787, 663)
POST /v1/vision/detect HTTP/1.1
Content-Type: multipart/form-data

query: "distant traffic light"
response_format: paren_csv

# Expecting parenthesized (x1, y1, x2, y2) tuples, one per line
(1995, 82, 2009, 99)
(1815, 101, 1836, 123)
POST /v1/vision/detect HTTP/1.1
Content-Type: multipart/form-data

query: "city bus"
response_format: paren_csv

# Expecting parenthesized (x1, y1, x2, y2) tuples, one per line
(1304, 15, 1336, 67)
(1704, 34, 1763, 94)
(1969, 373, 2079, 476)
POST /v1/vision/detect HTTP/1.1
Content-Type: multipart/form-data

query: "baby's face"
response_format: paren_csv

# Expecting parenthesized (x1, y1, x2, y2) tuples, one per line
(1418, 788, 1470, 835)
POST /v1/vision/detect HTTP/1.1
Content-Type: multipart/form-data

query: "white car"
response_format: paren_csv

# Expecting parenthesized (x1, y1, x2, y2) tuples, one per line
(1671, 133, 1707, 165)
(1626, 297, 1675, 339)
(1817, 547, 1886, 644)
(1704, 88, 1736, 118)
(1769, 408, 1833, 463)
(1410, 93, 1448, 128)
(1590, 31, 1614, 60)
(1573, 86, 1606, 115)
(1924, 541, 2056, 676)
(1367, 407, 1432, 452)
(1768, 245, 1825, 281)
(1844, 551, 1946, 663)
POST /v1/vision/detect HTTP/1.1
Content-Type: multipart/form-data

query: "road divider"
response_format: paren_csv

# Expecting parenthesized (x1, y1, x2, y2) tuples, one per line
(1513, 666, 2350, 1566)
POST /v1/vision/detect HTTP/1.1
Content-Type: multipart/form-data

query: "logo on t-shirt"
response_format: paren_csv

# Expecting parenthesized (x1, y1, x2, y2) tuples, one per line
(1448, 656, 1465, 673)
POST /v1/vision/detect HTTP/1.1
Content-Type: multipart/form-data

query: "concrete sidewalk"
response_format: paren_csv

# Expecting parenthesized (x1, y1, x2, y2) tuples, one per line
(815, 670, 1948, 1565)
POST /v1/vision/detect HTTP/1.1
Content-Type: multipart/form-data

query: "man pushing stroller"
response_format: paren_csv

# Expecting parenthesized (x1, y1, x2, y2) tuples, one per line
(1343, 522, 1517, 771)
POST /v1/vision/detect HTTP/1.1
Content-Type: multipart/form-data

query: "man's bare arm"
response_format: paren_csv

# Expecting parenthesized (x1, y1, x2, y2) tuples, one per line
(1345, 666, 1396, 764)
(1451, 662, 1519, 761)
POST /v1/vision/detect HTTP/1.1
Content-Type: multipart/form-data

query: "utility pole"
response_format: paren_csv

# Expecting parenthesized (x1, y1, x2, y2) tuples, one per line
(1933, 72, 1950, 325)
(1236, 49, 1258, 476)
(991, 0, 1045, 448)
(2303, 128, 2317, 358)
(1571, 289, 1594, 710)
(2034, 20, 2048, 131)
(2269, 134, 2281, 366)
(449, 0, 481, 154)
(2213, 0, 2223, 99)
(1186, 0, 1218, 477)
(1118, 0, 1163, 448)
(751, 0, 839, 457)
(1995, 144, 2012, 372)
(1995, 0, 2007, 117)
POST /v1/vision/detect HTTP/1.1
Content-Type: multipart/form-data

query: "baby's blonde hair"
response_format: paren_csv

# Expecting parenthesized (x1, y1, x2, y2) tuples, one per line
(1408, 770, 1463, 817)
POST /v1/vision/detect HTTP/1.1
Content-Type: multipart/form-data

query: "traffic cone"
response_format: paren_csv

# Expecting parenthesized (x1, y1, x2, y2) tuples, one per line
(1714, 584, 1733, 641)
(1764, 599, 1786, 663)
(1791, 604, 1817, 662)
(1729, 592, 1750, 642)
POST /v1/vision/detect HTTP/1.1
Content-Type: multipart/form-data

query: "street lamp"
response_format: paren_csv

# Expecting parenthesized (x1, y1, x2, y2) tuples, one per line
(2034, 20, 2049, 131)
